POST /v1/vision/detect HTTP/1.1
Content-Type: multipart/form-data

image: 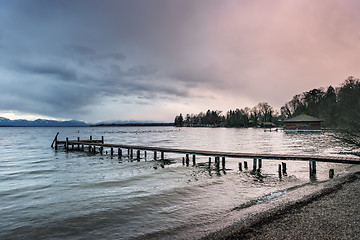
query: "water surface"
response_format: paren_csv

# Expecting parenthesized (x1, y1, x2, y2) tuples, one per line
(0, 127, 354, 239)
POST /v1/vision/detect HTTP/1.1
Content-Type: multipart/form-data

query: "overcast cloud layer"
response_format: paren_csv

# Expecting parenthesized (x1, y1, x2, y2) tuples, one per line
(1, 0, 359, 122)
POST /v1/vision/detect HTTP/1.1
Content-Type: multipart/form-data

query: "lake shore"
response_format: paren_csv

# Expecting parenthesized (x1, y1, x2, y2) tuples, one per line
(204, 165, 360, 240)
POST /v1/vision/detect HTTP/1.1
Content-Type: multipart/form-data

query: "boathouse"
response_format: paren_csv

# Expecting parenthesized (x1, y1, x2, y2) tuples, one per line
(283, 114, 322, 131)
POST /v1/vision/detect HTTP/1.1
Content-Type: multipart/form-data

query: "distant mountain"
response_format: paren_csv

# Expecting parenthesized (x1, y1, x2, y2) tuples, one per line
(0, 117, 88, 127)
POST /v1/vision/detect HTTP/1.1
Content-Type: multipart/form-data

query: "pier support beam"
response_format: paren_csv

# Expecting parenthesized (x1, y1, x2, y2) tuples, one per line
(161, 151, 164, 160)
(110, 147, 114, 156)
(66, 137, 69, 151)
(278, 164, 282, 178)
(258, 159, 262, 169)
(282, 162, 287, 175)
(208, 157, 211, 168)
(118, 148, 122, 158)
(253, 159, 257, 171)
(154, 151, 157, 160)
(238, 162, 242, 172)
(137, 150, 140, 160)
(222, 157, 226, 169)
(244, 161, 248, 170)
(309, 160, 316, 178)
(185, 154, 189, 166)
(193, 155, 196, 166)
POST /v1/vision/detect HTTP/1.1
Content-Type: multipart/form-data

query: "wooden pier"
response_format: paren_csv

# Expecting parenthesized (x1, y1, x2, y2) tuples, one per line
(52, 134, 360, 179)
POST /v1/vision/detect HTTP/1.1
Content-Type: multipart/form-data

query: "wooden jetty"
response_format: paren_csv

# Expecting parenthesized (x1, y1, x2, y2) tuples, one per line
(52, 134, 360, 179)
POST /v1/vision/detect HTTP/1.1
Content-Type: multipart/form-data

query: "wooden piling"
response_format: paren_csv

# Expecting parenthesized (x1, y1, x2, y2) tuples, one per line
(161, 151, 164, 160)
(222, 157, 225, 169)
(66, 137, 69, 151)
(282, 162, 287, 175)
(81, 145, 84, 151)
(90, 136, 92, 141)
(182, 157, 185, 165)
(309, 160, 316, 177)
(278, 164, 282, 178)
(193, 155, 196, 166)
(137, 150, 140, 160)
(127, 148, 130, 157)
(77, 137, 80, 150)
(208, 157, 211, 168)
(244, 161, 248, 169)
(100, 147, 103, 155)
(215, 157, 220, 169)
(144, 151, 147, 160)
(185, 154, 189, 166)
(154, 151, 157, 160)
(238, 162, 242, 171)
(329, 169, 334, 179)
(101, 136, 104, 144)
(93, 146, 96, 154)
(118, 148, 122, 158)
(253, 158, 257, 170)
(51, 132, 59, 148)
(258, 159, 262, 169)
(130, 149, 133, 159)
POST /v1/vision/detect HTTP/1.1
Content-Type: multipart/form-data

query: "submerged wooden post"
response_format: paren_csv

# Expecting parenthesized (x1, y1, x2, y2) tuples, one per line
(193, 155, 196, 166)
(182, 157, 185, 165)
(329, 169, 334, 179)
(110, 147, 114, 156)
(244, 161, 248, 169)
(130, 149, 133, 159)
(282, 162, 287, 175)
(253, 159, 257, 171)
(258, 159, 262, 169)
(215, 157, 220, 169)
(51, 132, 59, 148)
(66, 137, 69, 151)
(81, 145, 84, 151)
(309, 160, 316, 177)
(208, 157, 211, 168)
(127, 148, 130, 157)
(154, 151, 157, 160)
(93, 146, 96, 154)
(222, 157, 225, 169)
(137, 150, 140, 160)
(144, 151, 147, 160)
(90, 135, 92, 141)
(185, 154, 189, 166)
(118, 148, 122, 158)
(278, 164, 282, 178)
(77, 137, 80, 150)
(99, 147, 103, 155)
(161, 151, 164, 160)
(101, 136, 104, 144)
(238, 162, 242, 172)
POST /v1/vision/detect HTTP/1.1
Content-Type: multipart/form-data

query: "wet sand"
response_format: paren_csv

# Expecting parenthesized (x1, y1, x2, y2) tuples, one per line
(205, 169, 360, 240)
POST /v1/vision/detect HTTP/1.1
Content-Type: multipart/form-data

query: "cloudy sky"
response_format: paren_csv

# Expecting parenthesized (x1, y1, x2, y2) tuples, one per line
(1, 0, 359, 123)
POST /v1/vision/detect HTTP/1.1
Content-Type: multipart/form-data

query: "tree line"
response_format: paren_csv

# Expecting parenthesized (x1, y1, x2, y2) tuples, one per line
(174, 76, 360, 132)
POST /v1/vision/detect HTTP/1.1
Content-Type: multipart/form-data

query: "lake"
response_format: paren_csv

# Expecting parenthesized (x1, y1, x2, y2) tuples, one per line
(0, 127, 355, 239)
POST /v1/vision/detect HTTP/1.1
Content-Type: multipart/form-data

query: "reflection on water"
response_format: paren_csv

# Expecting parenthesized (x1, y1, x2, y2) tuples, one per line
(0, 127, 356, 239)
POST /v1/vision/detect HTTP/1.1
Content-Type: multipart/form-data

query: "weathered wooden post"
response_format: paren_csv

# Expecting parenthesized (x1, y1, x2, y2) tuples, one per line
(110, 147, 114, 156)
(77, 137, 80, 150)
(51, 132, 59, 148)
(93, 145, 96, 154)
(282, 162, 287, 175)
(193, 155, 196, 166)
(215, 157, 220, 169)
(238, 162, 242, 172)
(90, 135, 92, 141)
(81, 145, 84, 151)
(118, 148, 122, 158)
(127, 148, 130, 157)
(100, 147, 103, 155)
(130, 149, 133, 159)
(309, 160, 316, 177)
(208, 157, 211, 168)
(244, 161, 248, 169)
(101, 136, 104, 144)
(253, 159, 257, 171)
(221, 157, 226, 169)
(144, 151, 147, 160)
(137, 150, 140, 160)
(161, 151, 165, 160)
(154, 151, 157, 160)
(258, 159, 262, 169)
(182, 157, 185, 165)
(66, 137, 69, 151)
(186, 154, 189, 166)
(278, 164, 282, 178)
(329, 169, 334, 179)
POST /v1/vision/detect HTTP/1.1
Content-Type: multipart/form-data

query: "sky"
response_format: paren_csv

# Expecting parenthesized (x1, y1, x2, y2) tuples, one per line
(0, 0, 359, 123)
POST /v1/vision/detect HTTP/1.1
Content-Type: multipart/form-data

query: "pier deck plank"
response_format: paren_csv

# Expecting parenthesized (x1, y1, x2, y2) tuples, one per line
(65, 140, 360, 165)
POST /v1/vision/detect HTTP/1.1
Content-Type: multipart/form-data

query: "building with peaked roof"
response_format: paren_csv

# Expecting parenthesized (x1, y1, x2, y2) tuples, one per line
(283, 114, 323, 131)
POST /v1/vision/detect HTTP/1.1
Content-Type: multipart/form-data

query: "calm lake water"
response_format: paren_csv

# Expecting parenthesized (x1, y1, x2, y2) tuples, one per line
(0, 127, 356, 239)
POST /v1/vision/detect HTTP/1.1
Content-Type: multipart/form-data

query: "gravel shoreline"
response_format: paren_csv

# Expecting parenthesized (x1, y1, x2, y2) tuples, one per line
(204, 171, 360, 240)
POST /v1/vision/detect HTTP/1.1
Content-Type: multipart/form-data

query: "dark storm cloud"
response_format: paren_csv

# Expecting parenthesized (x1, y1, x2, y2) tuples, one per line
(1, 0, 360, 121)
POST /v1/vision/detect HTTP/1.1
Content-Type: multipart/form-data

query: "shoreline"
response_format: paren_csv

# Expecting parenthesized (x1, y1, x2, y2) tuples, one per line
(204, 166, 360, 240)
(135, 165, 360, 240)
